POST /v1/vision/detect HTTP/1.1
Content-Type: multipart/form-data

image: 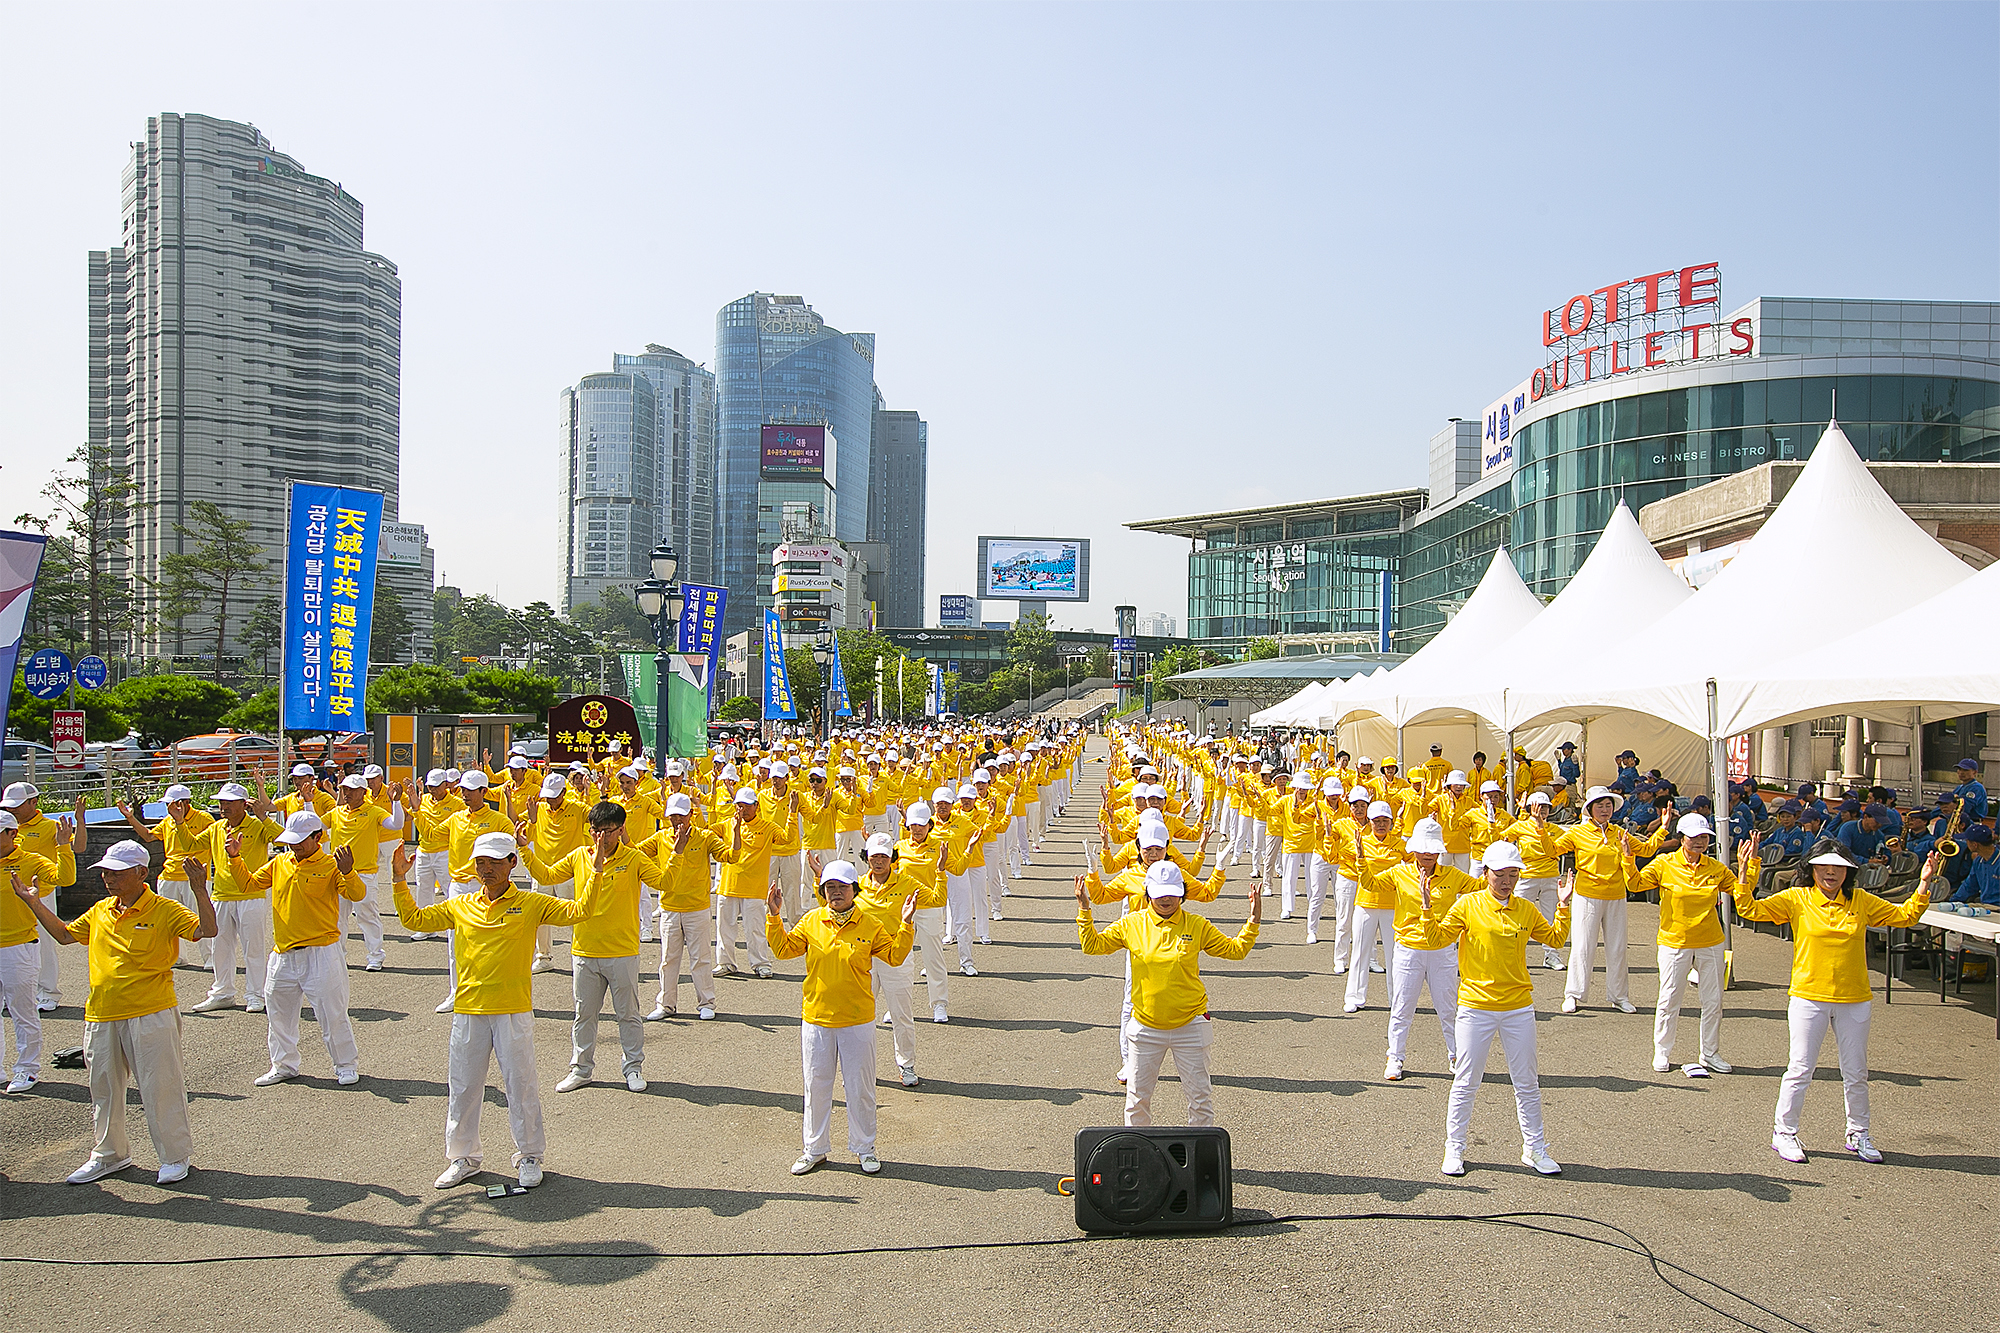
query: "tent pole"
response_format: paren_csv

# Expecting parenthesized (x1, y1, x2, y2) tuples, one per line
(1579, 717, 1590, 796)
(1910, 707, 1924, 810)
(1708, 679, 1729, 865)
(1505, 729, 1516, 813)
(1396, 725, 1404, 780)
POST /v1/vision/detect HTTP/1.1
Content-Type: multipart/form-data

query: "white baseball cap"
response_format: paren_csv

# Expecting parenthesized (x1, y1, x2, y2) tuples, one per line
(163, 784, 194, 803)
(1480, 781, 1504, 795)
(1525, 791, 1552, 807)
(1143, 861, 1188, 899)
(1446, 770, 1468, 786)
(272, 811, 325, 845)
(0, 782, 38, 808)
(619, 765, 642, 781)
(444, 768, 463, 782)
(839, 766, 857, 778)
(1677, 813, 1714, 837)
(664, 760, 685, 777)
(1321, 775, 1342, 795)
(508, 755, 530, 769)
(290, 764, 315, 778)
(217, 783, 250, 802)
(958, 784, 978, 801)
(1289, 773, 1313, 789)
(540, 775, 568, 798)
(932, 786, 955, 805)
(1482, 840, 1526, 871)
(1407, 817, 1447, 856)
(1137, 824, 1170, 850)
(1348, 787, 1372, 805)
(363, 765, 385, 779)
(734, 786, 761, 805)
(770, 761, 791, 778)
(91, 839, 151, 871)
(426, 769, 448, 786)
(818, 859, 859, 887)
(471, 831, 518, 859)
(0, 811, 17, 831)
(657, 793, 689, 817)
(905, 801, 932, 826)
(1367, 801, 1393, 819)
(339, 775, 367, 790)
(459, 771, 490, 789)
(1357, 757, 1374, 767)
(865, 832, 895, 858)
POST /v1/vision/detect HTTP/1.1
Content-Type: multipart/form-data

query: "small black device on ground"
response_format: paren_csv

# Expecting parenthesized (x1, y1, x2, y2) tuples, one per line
(1072, 1126, 1231, 1233)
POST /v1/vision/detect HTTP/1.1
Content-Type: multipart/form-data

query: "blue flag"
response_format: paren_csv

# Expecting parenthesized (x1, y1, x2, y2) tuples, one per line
(283, 482, 384, 731)
(763, 611, 797, 721)
(828, 639, 852, 717)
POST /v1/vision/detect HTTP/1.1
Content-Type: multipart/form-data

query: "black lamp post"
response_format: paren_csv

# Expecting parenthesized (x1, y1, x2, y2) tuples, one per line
(810, 630, 833, 740)
(633, 544, 682, 764)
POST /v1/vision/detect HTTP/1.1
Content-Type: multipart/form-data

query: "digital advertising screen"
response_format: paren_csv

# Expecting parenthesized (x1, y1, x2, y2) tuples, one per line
(977, 537, 1090, 602)
(760, 424, 827, 480)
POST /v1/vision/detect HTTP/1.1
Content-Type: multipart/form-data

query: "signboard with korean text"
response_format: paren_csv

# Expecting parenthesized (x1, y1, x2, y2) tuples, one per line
(676, 583, 727, 677)
(282, 482, 384, 731)
(763, 610, 797, 720)
(52, 711, 85, 768)
(939, 594, 977, 625)
(76, 655, 108, 690)
(760, 424, 828, 481)
(22, 648, 70, 700)
(546, 694, 643, 767)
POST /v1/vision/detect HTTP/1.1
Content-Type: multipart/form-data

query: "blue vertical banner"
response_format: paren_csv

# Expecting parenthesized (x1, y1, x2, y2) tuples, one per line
(282, 483, 384, 731)
(677, 582, 728, 705)
(762, 610, 797, 721)
(0, 530, 51, 779)
(827, 640, 852, 717)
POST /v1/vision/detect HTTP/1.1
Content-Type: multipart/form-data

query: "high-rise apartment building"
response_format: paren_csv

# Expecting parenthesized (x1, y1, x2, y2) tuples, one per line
(715, 293, 877, 639)
(1136, 611, 1178, 638)
(867, 409, 927, 627)
(615, 345, 717, 589)
(89, 113, 402, 660)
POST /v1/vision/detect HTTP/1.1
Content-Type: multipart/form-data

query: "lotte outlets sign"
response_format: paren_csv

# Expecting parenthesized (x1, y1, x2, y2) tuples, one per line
(1481, 262, 1757, 478)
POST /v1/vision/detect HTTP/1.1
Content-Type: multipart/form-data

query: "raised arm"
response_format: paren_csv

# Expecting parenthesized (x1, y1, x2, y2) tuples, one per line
(10, 872, 75, 944)
(117, 800, 160, 843)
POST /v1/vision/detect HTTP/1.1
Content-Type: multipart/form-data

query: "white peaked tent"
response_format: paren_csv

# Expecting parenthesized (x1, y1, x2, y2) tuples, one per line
(1250, 680, 1327, 727)
(1510, 423, 1975, 744)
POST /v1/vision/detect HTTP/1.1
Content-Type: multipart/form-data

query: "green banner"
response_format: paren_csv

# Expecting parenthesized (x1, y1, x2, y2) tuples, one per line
(618, 652, 657, 755)
(620, 650, 709, 758)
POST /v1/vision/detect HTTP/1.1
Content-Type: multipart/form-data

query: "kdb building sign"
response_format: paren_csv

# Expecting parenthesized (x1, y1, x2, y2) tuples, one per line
(1481, 261, 1758, 479)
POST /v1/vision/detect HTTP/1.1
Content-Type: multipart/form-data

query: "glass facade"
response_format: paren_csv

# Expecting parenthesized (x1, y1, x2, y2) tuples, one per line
(1398, 479, 1513, 645)
(559, 372, 662, 611)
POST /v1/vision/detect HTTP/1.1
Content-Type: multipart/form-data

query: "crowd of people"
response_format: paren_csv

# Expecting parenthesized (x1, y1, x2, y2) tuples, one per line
(0, 708, 1964, 1190)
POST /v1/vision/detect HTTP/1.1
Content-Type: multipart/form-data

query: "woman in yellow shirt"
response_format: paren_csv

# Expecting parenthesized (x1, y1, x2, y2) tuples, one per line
(1627, 813, 1757, 1076)
(1384, 818, 1477, 1082)
(1077, 860, 1259, 1127)
(768, 859, 914, 1177)
(1733, 841, 1936, 1165)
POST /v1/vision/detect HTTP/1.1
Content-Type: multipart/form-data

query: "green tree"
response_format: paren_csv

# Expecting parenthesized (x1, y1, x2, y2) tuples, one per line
(107, 674, 240, 747)
(156, 499, 268, 681)
(238, 595, 284, 679)
(372, 582, 416, 665)
(1246, 637, 1282, 661)
(432, 586, 465, 666)
(6, 671, 133, 743)
(219, 686, 280, 733)
(450, 593, 518, 661)
(1085, 645, 1113, 680)
(1155, 644, 1212, 699)
(366, 664, 475, 716)
(18, 442, 141, 657)
(462, 666, 561, 720)
(717, 694, 761, 722)
(1006, 612, 1059, 673)
(569, 587, 653, 647)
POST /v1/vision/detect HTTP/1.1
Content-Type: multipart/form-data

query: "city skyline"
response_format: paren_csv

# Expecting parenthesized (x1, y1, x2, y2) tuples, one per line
(4, 4, 1996, 635)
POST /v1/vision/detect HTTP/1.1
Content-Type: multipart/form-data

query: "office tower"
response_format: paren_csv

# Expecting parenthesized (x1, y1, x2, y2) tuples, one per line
(714, 293, 877, 638)
(615, 345, 718, 589)
(868, 409, 927, 627)
(1137, 612, 1178, 638)
(88, 113, 401, 660)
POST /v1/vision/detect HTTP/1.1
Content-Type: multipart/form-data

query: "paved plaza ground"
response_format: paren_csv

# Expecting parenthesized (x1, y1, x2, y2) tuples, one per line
(2, 739, 1995, 1333)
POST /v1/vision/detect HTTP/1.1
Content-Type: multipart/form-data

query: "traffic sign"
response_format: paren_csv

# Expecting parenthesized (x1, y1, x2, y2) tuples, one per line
(75, 655, 109, 690)
(1110, 637, 1138, 652)
(52, 711, 86, 768)
(22, 649, 72, 700)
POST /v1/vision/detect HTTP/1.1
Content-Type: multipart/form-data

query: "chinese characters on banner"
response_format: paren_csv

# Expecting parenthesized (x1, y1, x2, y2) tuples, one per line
(283, 483, 384, 731)
(763, 610, 797, 720)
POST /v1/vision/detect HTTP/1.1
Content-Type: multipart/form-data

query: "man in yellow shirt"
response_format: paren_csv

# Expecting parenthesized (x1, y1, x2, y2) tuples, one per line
(716, 788, 779, 977)
(233, 811, 367, 1088)
(831, 766, 866, 863)
(2, 783, 84, 1013)
(1078, 860, 1259, 1126)
(328, 774, 404, 971)
(1630, 813, 1757, 1076)
(1437, 841, 1572, 1177)
(406, 770, 459, 942)
(277, 764, 336, 821)
(1384, 818, 1477, 1082)
(518, 773, 589, 973)
(763, 761, 806, 925)
(1344, 801, 1408, 1012)
(638, 793, 741, 1021)
(393, 833, 586, 1191)
(851, 838, 925, 1087)
(192, 782, 281, 1014)
(118, 784, 215, 968)
(1419, 744, 1453, 792)
(1271, 773, 1325, 924)
(768, 859, 914, 1176)
(15, 838, 213, 1184)
(0, 808, 76, 1092)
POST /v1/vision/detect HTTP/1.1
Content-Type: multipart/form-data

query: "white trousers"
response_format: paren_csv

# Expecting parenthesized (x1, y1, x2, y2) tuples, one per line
(533, 877, 575, 961)
(265, 942, 359, 1078)
(802, 1020, 877, 1157)
(35, 889, 62, 1005)
(872, 954, 916, 1069)
(1345, 907, 1398, 1006)
(348, 869, 387, 967)
(1330, 874, 1361, 967)
(154, 878, 213, 967)
(571, 954, 643, 1078)
(1446, 1004, 1547, 1153)
(1388, 943, 1459, 1066)
(412, 851, 451, 939)
(772, 855, 805, 925)
(443, 880, 480, 995)
(1442, 852, 1472, 873)
(1009, 815, 1029, 872)
(1304, 856, 1332, 935)
(715, 896, 774, 969)
(863, 811, 898, 843)
(1565, 895, 1629, 1004)
(446, 1011, 544, 1163)
(1027, 800, 1044, 847)
(85, 1008, 192, 1168)
(0, 940, 42, 1078)
(205, 898, 270, 1004)
(657, 907, 715, 1009)
(1655, 942, 1725, 1066)
(912, 906, 951, 1008)
(947, 867, 990, 948)
(1776, 997, 1871, 1136)
(1279, 851, 1317, 916)
(1124, 1016, 1214, 1127)
(836, 830, 865, 862)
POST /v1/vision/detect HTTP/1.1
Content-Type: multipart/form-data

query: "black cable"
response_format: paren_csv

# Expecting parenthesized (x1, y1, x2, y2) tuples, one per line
(0, 1207, 1814, 1333)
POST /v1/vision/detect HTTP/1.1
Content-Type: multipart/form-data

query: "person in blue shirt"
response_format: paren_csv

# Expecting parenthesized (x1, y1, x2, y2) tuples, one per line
(1947, 825, 2000, 904)
(1555, 742, 1580, 785)
(1759, 803, 1809, 861)
(1866, 787, 1904, 836)
(1827, 798, 1862, 838)
(1948, 759, 1989, 823)
(1837, 804, 1892, 864)
(1614, 751, 1640, 789)
(1796, 807, 1831, 850)
(1733, 782, 1768, 823)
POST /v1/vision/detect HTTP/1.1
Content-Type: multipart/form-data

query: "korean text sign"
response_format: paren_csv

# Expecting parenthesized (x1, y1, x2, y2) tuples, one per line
(763, 610, 797, 720)
(283, 483, 384, 730)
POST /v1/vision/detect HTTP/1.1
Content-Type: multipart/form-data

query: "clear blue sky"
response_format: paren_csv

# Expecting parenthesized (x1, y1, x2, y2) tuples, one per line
(3, 2, 1995, 633)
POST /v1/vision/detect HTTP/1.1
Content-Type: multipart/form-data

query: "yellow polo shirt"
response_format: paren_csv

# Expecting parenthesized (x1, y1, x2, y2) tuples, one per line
(203, 816, 280, 901)
(66, 889, 200, 1022)
(1078, 904, 1257, 1029)
(393, 881, 585, 1013)
(767, 906, 913, 1027)
(1732, 882, 1929, 1003)
(0, 846, 74, 947)
(149, 810, 215, 880)
(638, 826, 739, 914)
(235, 847, 367, 951)
(1440, 890, 1570, 1011)
(522, 843, 670, 958)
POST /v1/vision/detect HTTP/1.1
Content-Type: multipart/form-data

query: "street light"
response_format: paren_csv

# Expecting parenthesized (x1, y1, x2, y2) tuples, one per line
(633, 545, 682, 764)
(810, 630, 833, 740)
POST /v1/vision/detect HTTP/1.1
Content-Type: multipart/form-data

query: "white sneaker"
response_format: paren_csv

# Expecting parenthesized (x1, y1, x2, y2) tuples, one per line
(646, 1005, 674, 1022)
(1543, 949, 1566, 971)
(1369, 960, 1384, 974)
(66, 1155, 132, 1185)
(253, 1067, 296, 1087)
(697, 1006, 715, 1021)
(435, 1158, 481, 1188)
(1522, 1146, 1562, 1175)
(518, 1156, 544, 1188)
(190, 995, 236, 1013)
(157, 1161, 191, 1185)
(532, 956, 555, 974)
(859, 1152, 882, 1174)
(1772, 1133, 1807, 1163)
(1343, 1001, 1361, 1014)
(790, 1153, 825, 1176)
(555, 1071, 590, 1093)
(1702, 1055, 1732, 1074)
(37, 1000, 58, 1014)
(753, 965, 774, 979)
(1846, 1130, 1884, 1163)
(876, 1014, 894, 1029)
(989, 909, 1002, 921)
(1305, 932, 1318, 945)
(1280, 911, 1294, 921)
(1332, 964, 1348, 975)
(900, 1065, 920, 1088)
(336, 1070, 360, 1086)
(246, 999, 266, 1013)
(716, 961, 740, 977)
(6, 1073, 35, 1094)
(1560, 997, 1578, 1014)
(626, 1072, 647, 1093)
(932, 1003, 949, 1024)
(977, 936, 993, 946)
(1384, 1059, 1404, 1081)
(1441, 1148, 1466, 1177)
(1653, 1056, 1672, 1073)
(435, 998, 455, 1013)
(364, 961, 383, 972)
(1615, 998, 1638, 1014)
(962, 962, 978, 976)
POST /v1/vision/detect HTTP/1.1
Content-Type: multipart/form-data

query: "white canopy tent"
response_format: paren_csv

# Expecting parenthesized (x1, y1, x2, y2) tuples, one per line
(1249, 680, 1328, 727)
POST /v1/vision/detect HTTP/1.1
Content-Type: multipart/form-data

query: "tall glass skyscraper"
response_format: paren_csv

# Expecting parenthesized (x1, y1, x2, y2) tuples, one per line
(613, 345, 717, 589)
(868, 408, 927, 627)
(715, 293, 877, 639)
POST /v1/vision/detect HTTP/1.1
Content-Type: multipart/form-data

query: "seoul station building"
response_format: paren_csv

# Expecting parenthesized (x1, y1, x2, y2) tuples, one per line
(1131, 264, 2000, 655)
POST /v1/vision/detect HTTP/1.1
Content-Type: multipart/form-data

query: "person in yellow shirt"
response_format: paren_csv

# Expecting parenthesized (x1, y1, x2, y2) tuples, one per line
(119, 783, 215, 968)
(1344, 800, 1408, 1012)
(716, 787, 779, 977)
(1437, 841, 1572, 1178)
(1319, 787, 1373, 963)
(1384, 818, 1477, 1082)
(1628, 813, 1757, 1077)
(1429, 771, 1478, 873)
(406, 770, 459, 942)
(830, 766, 867, 863)
(1551, 786, 1655, 1007)
(842, 838, 925, 1087)
(1419, 744, 1453, 792)
(516, 773, 589, 973)
(1270, 773, 1326, 924)
(768, 858, 915, 1176)
(519, 801, 671, 1094)
(192, 782, 281, 1014)
(233, 811, 367, 1088)
(276, 764, 336, 821)
(763, 762, 807, 925)
(638, 793, 741, 1021)
(393, 832, 586, 1191)
(799, 767, 842, 869)
(1733, 840, 1936, 1165)
(1078, 860, 1259, 1126)
(2, 783, 84, 1013)
(327, 774, 404, 971)
(0, 807, 76, 1092)
(15, 838, 212, 1184)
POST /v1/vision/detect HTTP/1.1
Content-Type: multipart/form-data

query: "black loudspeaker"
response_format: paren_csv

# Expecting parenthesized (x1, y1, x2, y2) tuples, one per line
(1073, 1127, 1232, 1233)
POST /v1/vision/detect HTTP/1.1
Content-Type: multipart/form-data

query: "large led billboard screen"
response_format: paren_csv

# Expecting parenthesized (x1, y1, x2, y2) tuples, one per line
(976, 537, 1090, 602)
(760, 424, 827, 480)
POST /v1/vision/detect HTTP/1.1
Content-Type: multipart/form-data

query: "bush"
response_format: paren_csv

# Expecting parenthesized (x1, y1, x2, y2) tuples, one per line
(366, 664, 474, 716)
(219, 687, 280, 733)
(106, 674, 240, 747)
(716, 695, 761, 722)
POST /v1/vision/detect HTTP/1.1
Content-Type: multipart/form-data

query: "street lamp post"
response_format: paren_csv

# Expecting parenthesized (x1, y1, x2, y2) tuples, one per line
(810, 631, 833, 740)
(633, 544, 682, 766)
